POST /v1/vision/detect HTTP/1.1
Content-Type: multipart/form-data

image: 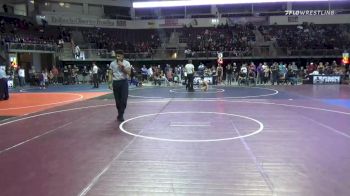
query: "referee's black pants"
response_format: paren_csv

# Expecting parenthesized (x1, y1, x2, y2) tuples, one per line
(113, 79, 128, 118)
(187, 73, 194, 91)
(93, 74, 99, 88)
(0, 78, 9, 100)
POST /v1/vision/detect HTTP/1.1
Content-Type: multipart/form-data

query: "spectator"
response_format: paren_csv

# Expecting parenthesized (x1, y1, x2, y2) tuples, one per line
(226, 63, 233, 85)
(18, 66, 25, 87)
(92, 62, 99, 88)
(75, 45, 80, 59)
(287, 67, 298, 85)
(3, 4, 8, 13)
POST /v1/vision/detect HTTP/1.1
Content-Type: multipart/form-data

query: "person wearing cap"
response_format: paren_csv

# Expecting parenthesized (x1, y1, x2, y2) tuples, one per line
(108, 50, 131, 122)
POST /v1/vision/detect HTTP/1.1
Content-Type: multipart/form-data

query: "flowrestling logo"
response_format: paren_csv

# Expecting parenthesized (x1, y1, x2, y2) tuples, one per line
(285, 10, 335, 16)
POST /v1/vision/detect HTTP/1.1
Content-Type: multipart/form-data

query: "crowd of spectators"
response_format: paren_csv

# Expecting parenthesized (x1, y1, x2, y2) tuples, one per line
(6, 59, 349, 89)
(0, 15, 349, 58)
(135, 60, 349, 87)
(259, 23, 350, 51)
(181, 24, 255, 57)
(8, 63, 109, 88)
(82, 28, 161, 53)
(0, 16, 33, 34)
(0, 16, 70, 49)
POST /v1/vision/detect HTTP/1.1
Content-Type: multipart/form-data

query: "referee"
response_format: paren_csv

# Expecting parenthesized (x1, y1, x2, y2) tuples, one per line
(109, 50, 131, 122)
(185, 59, 195, 92)
(0, 67, 9, 101)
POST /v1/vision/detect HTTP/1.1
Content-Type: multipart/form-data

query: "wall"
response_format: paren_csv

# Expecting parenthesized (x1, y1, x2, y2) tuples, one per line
(46, 0, 131, 7)
(40, 2, 84, 15)
(40, 2, 105, 17)
(41, 54, 54, 70)
(0, 3, 26, 15)
(32, 53, 41, 72)
(87, 4, 104, 17)
(41, 14, 229, 29)
(13, 4, 26, 16)
(42, 13, 350, 29)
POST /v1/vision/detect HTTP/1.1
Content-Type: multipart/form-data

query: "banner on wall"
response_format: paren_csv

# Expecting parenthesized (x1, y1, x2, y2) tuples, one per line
(270, 14, 350, 25)
(194, 76, 213, 85)
(312, 75, 341, 84)
(41, 15, 127, 28)
(159, 19, 182, 27)
(147, 21, 157, 28)
(7, 80, 13, 88)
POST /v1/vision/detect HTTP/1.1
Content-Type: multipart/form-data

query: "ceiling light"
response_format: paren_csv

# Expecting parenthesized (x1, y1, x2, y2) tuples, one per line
(133, 0, 331, 8)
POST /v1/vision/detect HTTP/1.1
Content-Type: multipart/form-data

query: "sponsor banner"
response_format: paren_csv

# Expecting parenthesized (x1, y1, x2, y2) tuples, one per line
(42, 15, 127, 28)
(270, 14, 350, 25)
(7, 80, 13, 88)
(40, 14, 228, 29)
(194, 76, 213, 85)
(159, 19, 182, 27)
(312, 75, 341, 84)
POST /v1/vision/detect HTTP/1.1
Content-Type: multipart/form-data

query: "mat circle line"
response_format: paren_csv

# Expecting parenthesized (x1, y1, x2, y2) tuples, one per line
(128, 86, 278, 99)
(119, 111, 263, 142)
(1, 99, 349, 128)
(169, 88, 225, 93)
(0, 93, 84, 111)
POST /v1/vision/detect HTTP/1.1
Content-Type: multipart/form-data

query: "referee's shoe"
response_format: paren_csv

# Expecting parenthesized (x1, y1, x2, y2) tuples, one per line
(117, 115, 124, 122)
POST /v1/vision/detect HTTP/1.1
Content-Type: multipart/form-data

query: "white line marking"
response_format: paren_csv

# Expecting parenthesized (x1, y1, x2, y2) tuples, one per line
(0, 93, 84, 111)
(129, 86, 278, 99)
(119, 112, 264, 142)
(170, 121, 211, 127)
(239, 101, 350, 116)
(0, 100, 168, 127)
(19, 88, 38, 92)
(168, 99, 350, 117)
(0, 122, 72, 155)
(78, 108, 154, 196)
(19, 87, 110, 93)
(170, 124, 210, 127)
(1, 99, 349, 142)
(0, 116, 18, 123)
(80, 98, 173, 195)
(128, 94, 164, 99)
(232, 122, 275, 195)
(78, 136, 137, 196)
(171, 121, 211, 124)
(169, 88, 225, 93)
(302, 116, 350, 139)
